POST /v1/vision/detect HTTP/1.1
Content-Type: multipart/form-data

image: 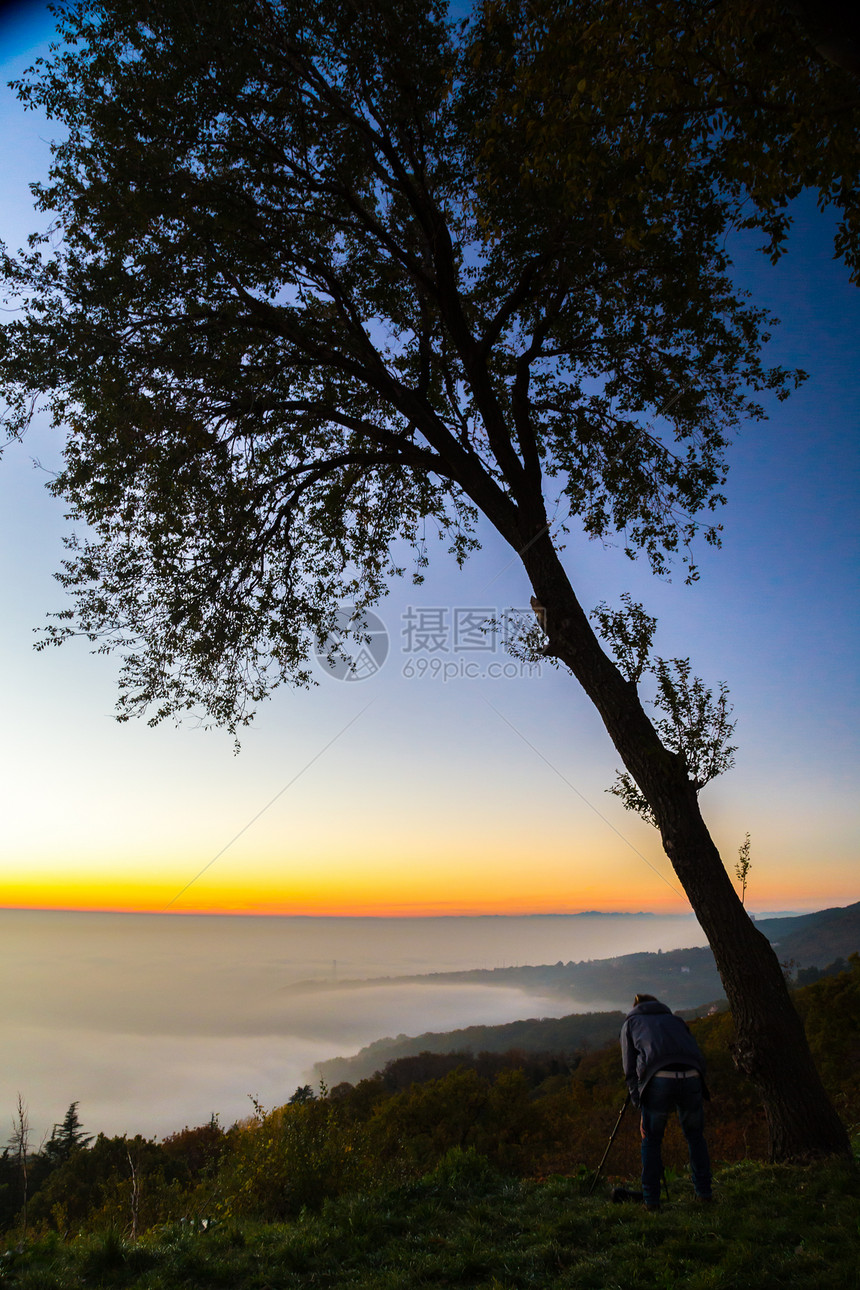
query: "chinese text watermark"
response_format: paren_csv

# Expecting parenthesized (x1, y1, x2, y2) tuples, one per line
(315, 605, 541, 682)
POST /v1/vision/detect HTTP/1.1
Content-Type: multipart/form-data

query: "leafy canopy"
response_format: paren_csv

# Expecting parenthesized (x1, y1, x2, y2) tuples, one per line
(0, 0, 805, 732)
(473, 0, 860, 279)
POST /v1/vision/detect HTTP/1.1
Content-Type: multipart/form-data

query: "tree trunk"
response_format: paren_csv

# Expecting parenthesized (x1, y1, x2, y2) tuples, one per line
(656, 800, 850, 1160)
(521, 532, 850, 1161)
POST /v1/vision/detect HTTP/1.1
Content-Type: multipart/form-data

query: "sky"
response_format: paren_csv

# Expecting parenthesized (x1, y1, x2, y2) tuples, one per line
(1, 2, 858, 920)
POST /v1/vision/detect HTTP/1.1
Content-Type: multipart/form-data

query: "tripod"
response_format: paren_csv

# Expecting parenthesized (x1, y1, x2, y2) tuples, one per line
(588, 1091, 670, 1201)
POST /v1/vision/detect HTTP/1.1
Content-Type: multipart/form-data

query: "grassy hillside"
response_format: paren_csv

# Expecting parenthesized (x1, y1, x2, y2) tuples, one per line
(2, 1154, 858, 1288)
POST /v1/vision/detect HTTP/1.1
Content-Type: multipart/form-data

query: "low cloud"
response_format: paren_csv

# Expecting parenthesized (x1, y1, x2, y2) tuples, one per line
(6, 983, 571, 1141)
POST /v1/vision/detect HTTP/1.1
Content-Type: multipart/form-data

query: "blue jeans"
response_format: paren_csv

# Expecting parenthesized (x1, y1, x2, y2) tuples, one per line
(640, 1073, 711, 1205)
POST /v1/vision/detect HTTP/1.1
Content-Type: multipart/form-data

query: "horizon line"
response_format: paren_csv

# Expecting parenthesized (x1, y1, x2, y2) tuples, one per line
(0, 902, 829, 920)
(0, 902, 697, 919)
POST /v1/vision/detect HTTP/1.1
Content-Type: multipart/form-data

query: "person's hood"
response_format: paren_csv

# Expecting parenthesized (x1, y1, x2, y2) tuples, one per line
(625, 1000, 672, 1020)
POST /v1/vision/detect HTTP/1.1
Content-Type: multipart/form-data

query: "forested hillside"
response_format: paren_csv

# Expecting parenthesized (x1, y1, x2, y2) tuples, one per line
(316, 1009, 628, 1087)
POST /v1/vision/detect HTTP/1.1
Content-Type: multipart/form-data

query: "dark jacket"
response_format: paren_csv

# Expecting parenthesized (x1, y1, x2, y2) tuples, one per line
(620, 1000, 707, 1106)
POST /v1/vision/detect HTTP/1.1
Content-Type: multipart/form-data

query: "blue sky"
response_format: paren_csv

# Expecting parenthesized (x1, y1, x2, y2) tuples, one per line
(0, 2, 858, 916)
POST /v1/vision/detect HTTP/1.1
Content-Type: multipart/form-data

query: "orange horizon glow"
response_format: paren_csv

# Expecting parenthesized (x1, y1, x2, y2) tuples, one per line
(2, 884, 856, 918)
(0, 856, 690, 916)
(0, 893, 693, 917)
(3, 842, 857, 920)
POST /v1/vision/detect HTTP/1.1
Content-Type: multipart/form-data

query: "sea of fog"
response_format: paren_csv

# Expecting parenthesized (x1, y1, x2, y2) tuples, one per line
(0, 909, 707, 1142)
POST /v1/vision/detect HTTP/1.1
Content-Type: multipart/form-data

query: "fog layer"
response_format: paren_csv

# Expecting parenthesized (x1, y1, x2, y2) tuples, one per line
(1, 910, 705, 1139)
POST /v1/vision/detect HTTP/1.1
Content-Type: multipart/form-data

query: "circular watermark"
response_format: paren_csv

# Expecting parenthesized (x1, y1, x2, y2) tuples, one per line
(315, 607, 389, 682)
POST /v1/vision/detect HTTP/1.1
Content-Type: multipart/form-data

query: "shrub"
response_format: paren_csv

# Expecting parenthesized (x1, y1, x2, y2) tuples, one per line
(216, 1096, 381, 1220)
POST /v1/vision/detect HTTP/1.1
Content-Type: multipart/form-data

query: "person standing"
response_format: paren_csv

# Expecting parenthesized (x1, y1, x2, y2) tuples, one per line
(620, 993, 713, 1211)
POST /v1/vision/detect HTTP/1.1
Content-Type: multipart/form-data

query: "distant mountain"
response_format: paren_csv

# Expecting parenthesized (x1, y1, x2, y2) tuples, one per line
(757, 902, 860, 964)
(355, 901, 860, 1012)
(314, 901, 859, 1086)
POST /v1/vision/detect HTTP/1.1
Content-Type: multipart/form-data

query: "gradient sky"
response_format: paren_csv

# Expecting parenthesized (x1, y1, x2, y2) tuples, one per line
(1, 3, 858, 918)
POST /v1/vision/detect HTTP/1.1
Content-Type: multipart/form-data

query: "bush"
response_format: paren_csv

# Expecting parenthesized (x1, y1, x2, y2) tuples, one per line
(216, 1096, 382, 1221)
(428, 1146, 500, 1192)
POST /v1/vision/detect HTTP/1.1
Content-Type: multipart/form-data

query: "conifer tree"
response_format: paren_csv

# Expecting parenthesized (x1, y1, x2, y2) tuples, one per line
(44, 1103, 93, 1166)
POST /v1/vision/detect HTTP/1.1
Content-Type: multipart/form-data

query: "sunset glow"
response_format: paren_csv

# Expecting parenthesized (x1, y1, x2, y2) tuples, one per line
(2, 829, 856, 917)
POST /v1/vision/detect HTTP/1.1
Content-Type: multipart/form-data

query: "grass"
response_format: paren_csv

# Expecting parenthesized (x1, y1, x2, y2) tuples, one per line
(1, 1153, 858, 1289)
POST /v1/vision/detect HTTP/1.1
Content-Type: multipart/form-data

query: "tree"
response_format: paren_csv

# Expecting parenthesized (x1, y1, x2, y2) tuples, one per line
(26, 1132, 189, 1235)
(7, 1094, 30, 1235)
(288, 1085, 318, 1105)
(736, 834, 752, 907)
(44, 1102, 93, 1166)
(161, 1115, 226, 1177)
(0, 0, 850, 1159)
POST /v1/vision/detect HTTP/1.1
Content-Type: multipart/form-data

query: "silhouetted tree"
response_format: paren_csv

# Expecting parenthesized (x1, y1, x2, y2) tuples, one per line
(0, 0, 851, 1159)
(44, 1102, 93, 1166)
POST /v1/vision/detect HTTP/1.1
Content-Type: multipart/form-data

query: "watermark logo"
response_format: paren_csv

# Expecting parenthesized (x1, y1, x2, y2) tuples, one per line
(315, 605, 542, 682)
(315, 607, 390, 682)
